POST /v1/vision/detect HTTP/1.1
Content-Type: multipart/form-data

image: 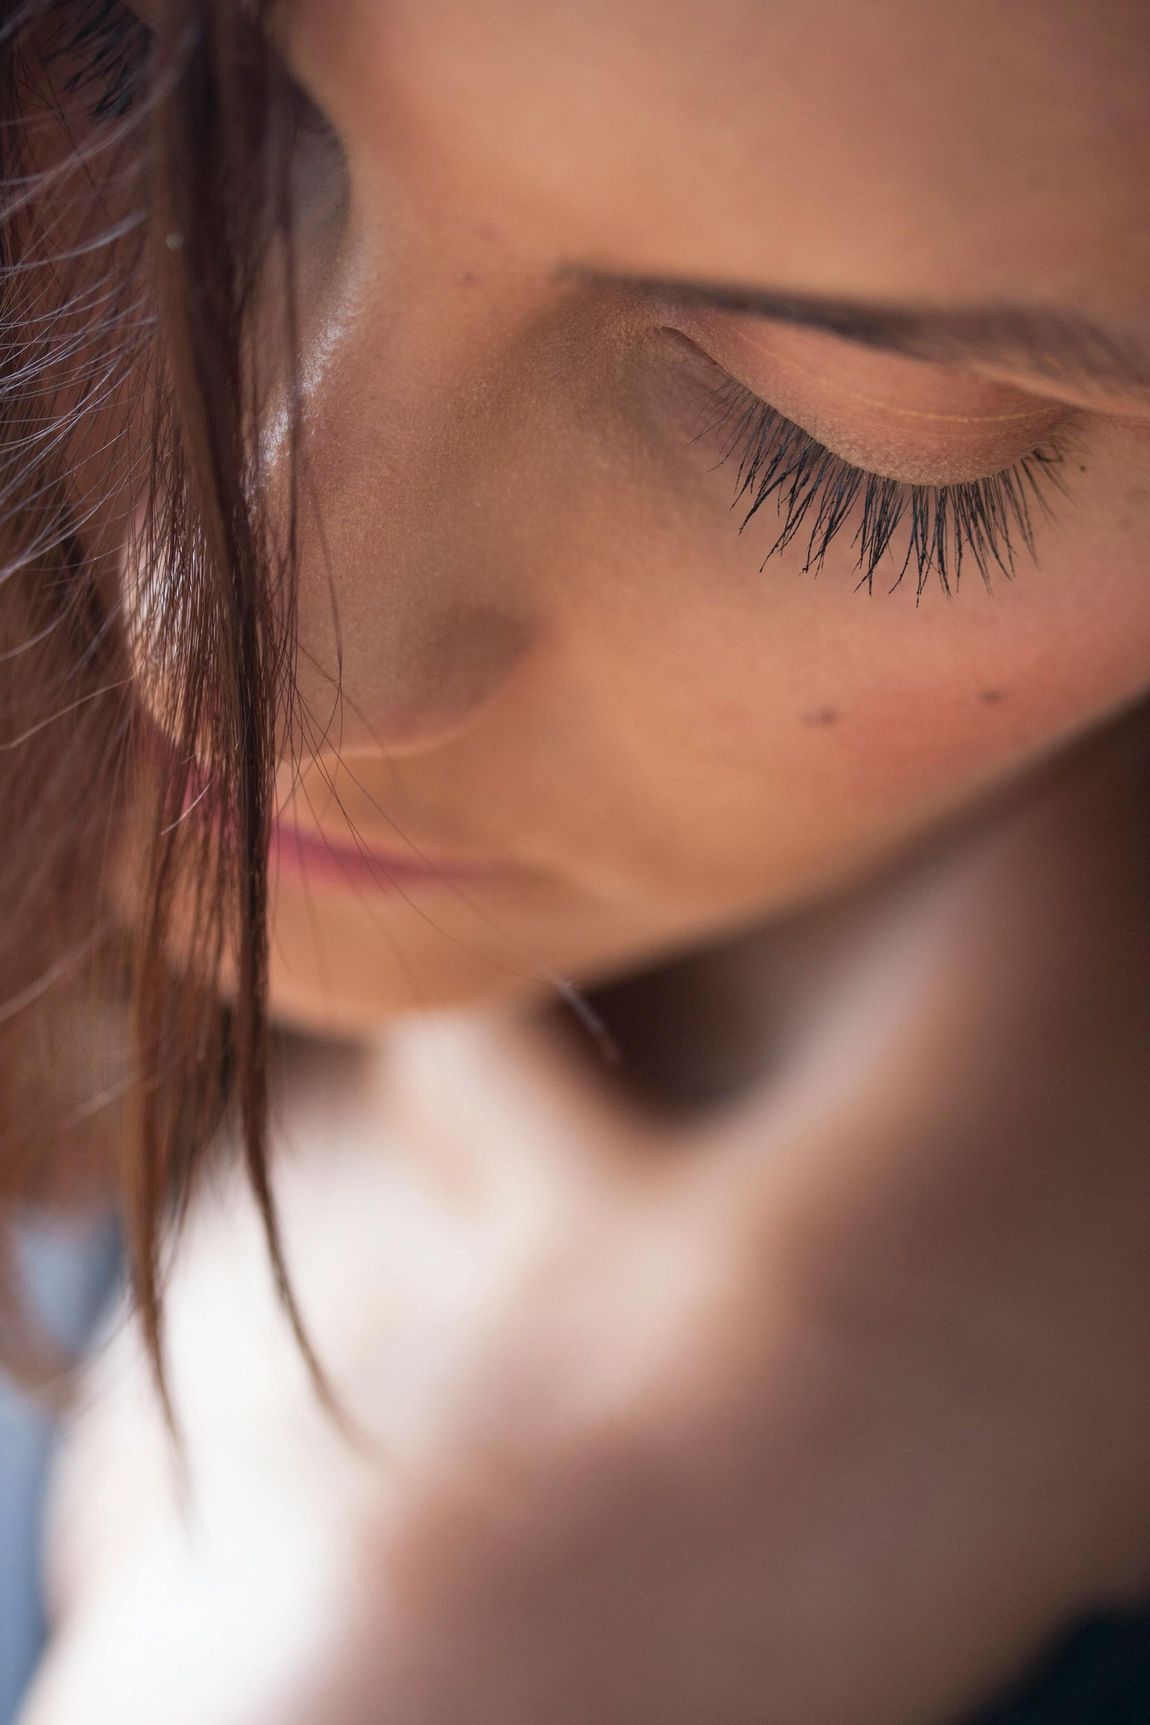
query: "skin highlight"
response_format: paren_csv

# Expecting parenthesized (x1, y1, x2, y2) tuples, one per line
(160, 0, 1150, 1034)
(12, 3, 1150, 1724)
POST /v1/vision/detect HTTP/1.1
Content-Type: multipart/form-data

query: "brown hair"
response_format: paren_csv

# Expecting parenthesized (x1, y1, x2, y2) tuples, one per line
(0, 0, 315, 1402)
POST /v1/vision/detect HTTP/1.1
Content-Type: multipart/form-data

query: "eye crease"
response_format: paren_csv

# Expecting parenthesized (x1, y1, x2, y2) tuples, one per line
(698, 374, 1070, 599)
(43, 0, 1104, 616)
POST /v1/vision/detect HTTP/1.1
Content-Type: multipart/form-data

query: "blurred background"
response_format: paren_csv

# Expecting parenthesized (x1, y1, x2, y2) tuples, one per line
(1, 1219, 119, 1724)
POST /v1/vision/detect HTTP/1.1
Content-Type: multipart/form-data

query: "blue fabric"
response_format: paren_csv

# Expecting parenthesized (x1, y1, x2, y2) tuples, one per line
(2, 1221, 1148, 1724)
(0, 1218, 120, 1725)
(0, 1374, 54, 1724)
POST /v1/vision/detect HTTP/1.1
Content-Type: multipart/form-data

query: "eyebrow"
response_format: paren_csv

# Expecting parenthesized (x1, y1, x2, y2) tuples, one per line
(571, 270, 1150, 400)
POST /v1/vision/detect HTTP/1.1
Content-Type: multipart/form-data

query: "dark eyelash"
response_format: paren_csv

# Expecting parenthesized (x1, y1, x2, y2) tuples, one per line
(703, 377, 1069, 599)
(47, 0, 153, 122)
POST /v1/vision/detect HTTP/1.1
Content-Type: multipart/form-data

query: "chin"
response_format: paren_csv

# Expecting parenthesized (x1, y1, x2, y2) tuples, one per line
(265, 953, 558, 1040)
(260, 865, 783, 1041)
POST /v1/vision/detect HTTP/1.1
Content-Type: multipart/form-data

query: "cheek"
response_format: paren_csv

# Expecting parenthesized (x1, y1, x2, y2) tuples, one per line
(825, 611, 1140, 819)
(614, 515, 1150, 903)
(846, 537, 1150, 811)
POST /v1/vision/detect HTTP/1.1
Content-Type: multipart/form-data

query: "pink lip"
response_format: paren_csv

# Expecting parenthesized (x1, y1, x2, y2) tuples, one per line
(270, 817, 504, 893)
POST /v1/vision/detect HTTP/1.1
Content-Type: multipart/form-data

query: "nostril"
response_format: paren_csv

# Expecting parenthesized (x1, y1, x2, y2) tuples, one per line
(308, 598, 539, 757)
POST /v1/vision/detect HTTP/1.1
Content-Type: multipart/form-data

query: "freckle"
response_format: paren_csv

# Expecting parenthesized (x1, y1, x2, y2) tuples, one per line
(802, 706, 840, 726)
(458, 270, 479, 287)
(979, 688, 1006, 705)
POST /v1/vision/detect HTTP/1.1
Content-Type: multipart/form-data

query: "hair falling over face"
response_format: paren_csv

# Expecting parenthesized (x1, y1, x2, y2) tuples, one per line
(0, 0, 315, 1401)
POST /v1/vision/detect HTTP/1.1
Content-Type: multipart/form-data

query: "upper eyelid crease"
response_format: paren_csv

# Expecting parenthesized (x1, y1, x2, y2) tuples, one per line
(570, 267, 1150, 402)
(668, 329, 1063, 426)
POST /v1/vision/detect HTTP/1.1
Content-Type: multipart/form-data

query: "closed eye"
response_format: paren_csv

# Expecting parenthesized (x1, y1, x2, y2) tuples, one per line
(699, 375, 1071, 600)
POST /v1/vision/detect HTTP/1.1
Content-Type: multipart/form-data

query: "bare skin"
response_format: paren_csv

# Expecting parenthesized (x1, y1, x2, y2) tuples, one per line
(21, 717, 1150, 1725)
(15, 1, 1150, 1721)
(253, 0, 1150, 1029)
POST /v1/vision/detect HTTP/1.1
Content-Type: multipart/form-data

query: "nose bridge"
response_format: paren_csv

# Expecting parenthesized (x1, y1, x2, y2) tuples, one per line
(288, 231, 549, 758)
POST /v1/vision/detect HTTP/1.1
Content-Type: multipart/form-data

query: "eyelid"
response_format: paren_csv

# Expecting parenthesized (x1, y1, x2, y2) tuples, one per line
(759, 360, 1050, 426)
(667, 303, 1076, 425)
(694, 372, 1070, 599)
(661, 324, 1074, 488)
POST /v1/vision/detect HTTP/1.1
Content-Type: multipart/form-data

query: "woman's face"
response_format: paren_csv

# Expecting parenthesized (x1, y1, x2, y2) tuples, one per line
(252, 0, 1150, 1032)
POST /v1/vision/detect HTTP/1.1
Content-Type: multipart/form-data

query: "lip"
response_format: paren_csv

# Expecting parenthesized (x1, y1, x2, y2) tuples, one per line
(270, 816, 508, 893)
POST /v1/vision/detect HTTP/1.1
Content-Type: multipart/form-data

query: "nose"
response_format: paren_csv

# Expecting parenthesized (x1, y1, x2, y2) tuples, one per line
(284, 242, 547, 760)
(316, 591, 538, 759)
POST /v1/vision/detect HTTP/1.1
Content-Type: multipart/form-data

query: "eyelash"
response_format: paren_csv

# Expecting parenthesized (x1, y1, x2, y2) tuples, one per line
(44, 3, 1075, 604)
(702, 376, 1070, 598)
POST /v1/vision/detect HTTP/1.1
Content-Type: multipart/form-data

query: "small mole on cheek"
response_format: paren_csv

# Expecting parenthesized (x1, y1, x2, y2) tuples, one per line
(979, 688, 1007, 705)
(801, 706, 841, 727)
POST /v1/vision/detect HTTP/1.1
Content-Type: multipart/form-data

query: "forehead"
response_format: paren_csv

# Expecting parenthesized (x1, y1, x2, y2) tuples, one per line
(318, 0, 1150, 317)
